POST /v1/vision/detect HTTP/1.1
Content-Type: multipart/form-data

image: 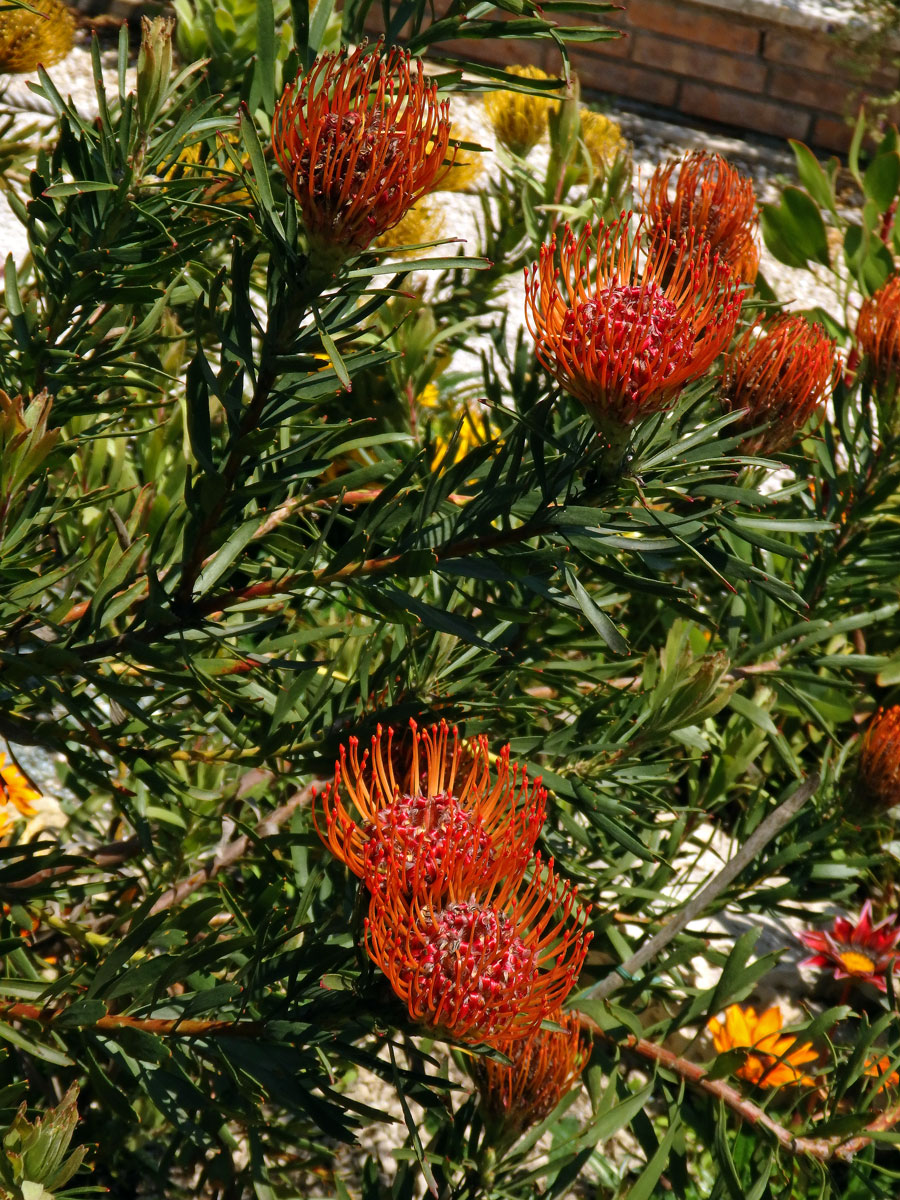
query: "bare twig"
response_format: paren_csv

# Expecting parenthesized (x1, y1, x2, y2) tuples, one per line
(582, 772, 821, 1002)
(0, 837, 142, 894)
(148, 780, 320, 916)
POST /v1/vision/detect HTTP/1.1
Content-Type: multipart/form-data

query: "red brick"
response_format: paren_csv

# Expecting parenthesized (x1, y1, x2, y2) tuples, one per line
(573, 57, 680, 108)
(762, 30, 836, 73)
(810, 115, 856, 153)
(766, 65, 853, 116)
(631, 31, 766, 92)
(680, 81, 810, 141)
(627, 0, 760, 55)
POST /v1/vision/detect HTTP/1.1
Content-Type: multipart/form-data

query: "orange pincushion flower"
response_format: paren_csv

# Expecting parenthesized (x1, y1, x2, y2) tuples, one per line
(313, 719, 546, 895)
(857, 275, 900, 391)
(721, 314, 839, 454)
(644, 151, 760, 284)
(0, 753, 39, 836)
(524, 213, 744, 434)
(272, 42, 453, 255)
(859, 705, 900, 810)
(470, 1008, 586, 1135)
(708, 1005, 817, 1089)
(364, 852, 592, 1046)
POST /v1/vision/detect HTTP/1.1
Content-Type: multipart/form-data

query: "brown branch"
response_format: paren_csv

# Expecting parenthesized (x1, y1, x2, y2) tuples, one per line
(0, 837, 142, 893)
(1, 1002, 261, 1038)
(579, 1013, 900, 1163)
(582, 772, 820, 1002)
(148, 780, 319, 916)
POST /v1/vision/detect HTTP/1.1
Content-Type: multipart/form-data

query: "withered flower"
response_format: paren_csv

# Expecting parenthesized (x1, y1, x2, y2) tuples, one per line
(645, 151, 760, 284)
(859, 705, 900, 810)
(272, 42, 452, 256)
(313, 719, 546, 895)
(470, 1008, 585, 1135)
(524, 213, 743, 450)
(720, 313, 839, 454)
(708, 1005, 817, 1088)
(364, 851, 592, 1046)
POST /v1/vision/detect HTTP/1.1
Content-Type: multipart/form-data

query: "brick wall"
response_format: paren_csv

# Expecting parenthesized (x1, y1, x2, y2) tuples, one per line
(558, 0, 900, 152)
(383, 0, 899, 154)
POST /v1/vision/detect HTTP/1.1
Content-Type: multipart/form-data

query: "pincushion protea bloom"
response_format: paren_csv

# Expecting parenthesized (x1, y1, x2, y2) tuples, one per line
(0, 753, 39, 836)
(272, 42, 452, 256)
(799, 901, 900, 992)
(857, 274, 900, 392)
(470, 1008, 585, 1135)
(0, 0, 75, 74)
(708, 1005, 817, 1088)
(484, 65, 561, 156)
(524, 214, 744, 460)
(859, 705, 900, 810)
(313, 720, 546, 895)
(721, 314, 839, 454)
(645, 151, 760, 284)
(365, 852, 592, 1045)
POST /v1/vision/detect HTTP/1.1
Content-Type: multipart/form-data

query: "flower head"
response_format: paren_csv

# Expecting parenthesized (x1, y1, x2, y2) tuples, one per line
(272, 42, 452, 255)
(365, 852, 592, 1045)
(375, 196, 444, 253)
(799, 901, 900, 992)
(484, 65, 561, 156)
(524, 213, 744, 434)
(0, 0, 75, 74)
(857, 274, 900, 392)
(721, 314, 839, 454)
(0, 753, 40, 837)
(470, 1008, 586, 1135)
(863, 1055, 900, 1092)
(578, 109, 629, 180)
(859, 706, 900, 810)
(313, 719, 546, 895)
(708, 1005, 817, 1088)
(644, 151, 760, 284)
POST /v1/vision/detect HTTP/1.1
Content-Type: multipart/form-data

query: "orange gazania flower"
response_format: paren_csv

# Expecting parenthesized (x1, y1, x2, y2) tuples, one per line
(364, 851, 592, 1046)
(859, 705, 900, 811)
(863, 1055, 900, 1091)
(721, 314, 839, 454)
(644, 151, 760, 284)
(470, 1007, 586, 1135)
(313, 719, 546, 895)
(708, 1005, 817, 1088)
(0, 753, 39, 836)
(524, 214, 744, 438)
(799, 901, 900, 992)
(272, 42, 453, 255)
(857, 274, 900, 391)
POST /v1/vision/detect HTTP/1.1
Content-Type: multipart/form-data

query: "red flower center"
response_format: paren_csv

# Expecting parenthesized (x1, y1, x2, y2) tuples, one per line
(363, 793, 494, 886)
(306, 110, 407, 221)
(562, 284, 692, 408)
(409, 901, 538, 1028)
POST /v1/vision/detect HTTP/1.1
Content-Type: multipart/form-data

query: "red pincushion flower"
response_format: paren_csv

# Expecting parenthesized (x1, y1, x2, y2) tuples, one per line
(313, 719, 546, 895)
(272, 42, 452, 255)
(524, 213, 744, 437)
(470, 1007, 586, 1135)
(857, 274, 900, 389)
(799, 901, 900, 992)
(644, 151, 760, 284)
(859, 706, 900, 810)
(721, 314, 839, 454)
(364, 851, 592, 1046)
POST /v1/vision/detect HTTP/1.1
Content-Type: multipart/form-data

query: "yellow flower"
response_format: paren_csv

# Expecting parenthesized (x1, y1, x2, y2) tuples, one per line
(425, 397, 500, 470)
(0, 753, 40, 837)
(441, 118, 485, 192)
(376, 197, 444, 253)
(484, 65, 561, 156)
(708, 1005, 817, 1089)
(0, 0, 75, 74)
(156, 133, 250, 206)
(579, 108, 629, 178)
